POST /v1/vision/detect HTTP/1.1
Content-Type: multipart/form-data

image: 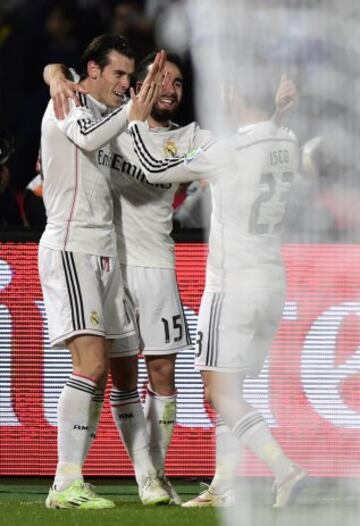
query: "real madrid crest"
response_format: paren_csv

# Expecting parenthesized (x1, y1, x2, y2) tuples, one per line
(90, 311, 100, 327)
(163, 139, 177, 157)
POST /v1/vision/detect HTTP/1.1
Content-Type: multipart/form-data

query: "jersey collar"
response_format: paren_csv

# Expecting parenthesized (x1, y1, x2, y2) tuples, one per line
(149, 121, 180, 133)
(237, 120, 275, 135)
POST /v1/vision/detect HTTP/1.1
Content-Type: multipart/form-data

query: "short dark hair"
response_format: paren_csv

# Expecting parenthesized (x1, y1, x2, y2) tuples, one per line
(134, 51, 184, 83)
(78, 34, 135, 80)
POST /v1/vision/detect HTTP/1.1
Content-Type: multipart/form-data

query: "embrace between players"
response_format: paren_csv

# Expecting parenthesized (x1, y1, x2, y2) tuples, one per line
(39, 33, 304, 510)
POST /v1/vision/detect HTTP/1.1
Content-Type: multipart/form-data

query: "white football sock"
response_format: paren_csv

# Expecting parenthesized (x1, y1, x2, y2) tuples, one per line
(233, 410, 291, 481)
(144, 386, 176, 473)
(110, 387, 156, 483)
(82, 389, 104, 462)
(54, 373, 96, 491)
(210, 415, 241, 494)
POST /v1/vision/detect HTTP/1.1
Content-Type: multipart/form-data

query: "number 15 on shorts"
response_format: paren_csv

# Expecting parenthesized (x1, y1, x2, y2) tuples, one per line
(161, 315, 183, 343)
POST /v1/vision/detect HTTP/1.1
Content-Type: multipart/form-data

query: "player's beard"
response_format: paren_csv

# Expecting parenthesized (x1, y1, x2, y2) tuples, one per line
(151, 103, 178, 124)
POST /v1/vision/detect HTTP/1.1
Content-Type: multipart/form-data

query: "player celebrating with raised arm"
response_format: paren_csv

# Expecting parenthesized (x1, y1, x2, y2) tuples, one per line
(39, 34, 164, 510)
(127, 75, 306, 508)
(44, 50, 212, 506)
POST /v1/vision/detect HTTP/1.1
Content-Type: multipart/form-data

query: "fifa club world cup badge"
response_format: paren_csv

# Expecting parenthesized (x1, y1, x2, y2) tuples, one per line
(163, 139, 177, 157)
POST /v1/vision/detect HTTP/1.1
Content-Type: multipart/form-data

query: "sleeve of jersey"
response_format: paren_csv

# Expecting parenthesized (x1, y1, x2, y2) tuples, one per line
(191, 126, 214, 149)
(128, 120, 221, 183)
(57, 100, 130, 151)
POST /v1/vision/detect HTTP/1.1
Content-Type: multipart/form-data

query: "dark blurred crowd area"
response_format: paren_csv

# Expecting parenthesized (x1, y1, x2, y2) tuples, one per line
(1, 0, 360, 243)
(0, 0, 195, 231)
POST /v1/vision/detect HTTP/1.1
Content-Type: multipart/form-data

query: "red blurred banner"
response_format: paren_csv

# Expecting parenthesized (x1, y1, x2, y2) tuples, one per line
(1, 243, 360, 477)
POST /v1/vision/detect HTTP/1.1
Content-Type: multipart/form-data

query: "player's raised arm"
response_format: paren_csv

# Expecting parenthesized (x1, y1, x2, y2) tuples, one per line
(272, 74, 298, 124)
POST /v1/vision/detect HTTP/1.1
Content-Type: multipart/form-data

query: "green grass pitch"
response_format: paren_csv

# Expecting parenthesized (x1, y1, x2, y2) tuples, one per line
(1, 477, 360, 526)
(0, 478, 219, 526)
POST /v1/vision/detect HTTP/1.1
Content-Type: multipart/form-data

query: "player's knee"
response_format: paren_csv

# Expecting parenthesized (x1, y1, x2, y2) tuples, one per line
(110, 356, 138, 391)
(76, 356, 108, 383)
(148, 355, 175, 373)
(91, 362, 108, 383)
(146, 355, 175, 392)
(155, 361, 174, 381)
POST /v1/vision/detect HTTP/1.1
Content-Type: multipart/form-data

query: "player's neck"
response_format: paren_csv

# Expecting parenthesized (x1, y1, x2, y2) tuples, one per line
(147, 115, 170, 129)
(238, 108, 270, 126)
(80, 79, 102, 104)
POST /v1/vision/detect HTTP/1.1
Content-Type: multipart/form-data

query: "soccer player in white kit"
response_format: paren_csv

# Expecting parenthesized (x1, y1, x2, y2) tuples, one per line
(128, 77, 306, 508)
(39, 35, 164, 509)
(45, 51, 213, 505)
(108, 52, 213, 505)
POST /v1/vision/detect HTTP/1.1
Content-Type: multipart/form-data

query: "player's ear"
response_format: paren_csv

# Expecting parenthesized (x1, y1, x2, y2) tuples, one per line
(135, 81, 143, 94)
(87, 60, 100, 80)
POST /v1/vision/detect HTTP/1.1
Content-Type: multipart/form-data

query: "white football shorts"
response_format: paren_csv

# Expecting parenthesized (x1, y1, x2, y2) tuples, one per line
(38, 246, 138, 349)
(110, 265, 192, 356)
(195, 288, 285, 375)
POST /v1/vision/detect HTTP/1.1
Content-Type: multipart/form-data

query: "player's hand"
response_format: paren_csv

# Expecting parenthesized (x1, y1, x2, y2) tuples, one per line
(128, 50, 165, 122)
(274, 74, 298, 122)
(145, 49, 167, 84)
(138, 49, 166, 97)
(50, 78, 88, 120)
(129, 80, 161, 122)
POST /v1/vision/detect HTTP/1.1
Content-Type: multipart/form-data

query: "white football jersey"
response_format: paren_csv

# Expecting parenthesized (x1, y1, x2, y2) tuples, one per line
(40, 94, 130, 256)
(111, 122, 212, 268)
(129, 119, 299, 290)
